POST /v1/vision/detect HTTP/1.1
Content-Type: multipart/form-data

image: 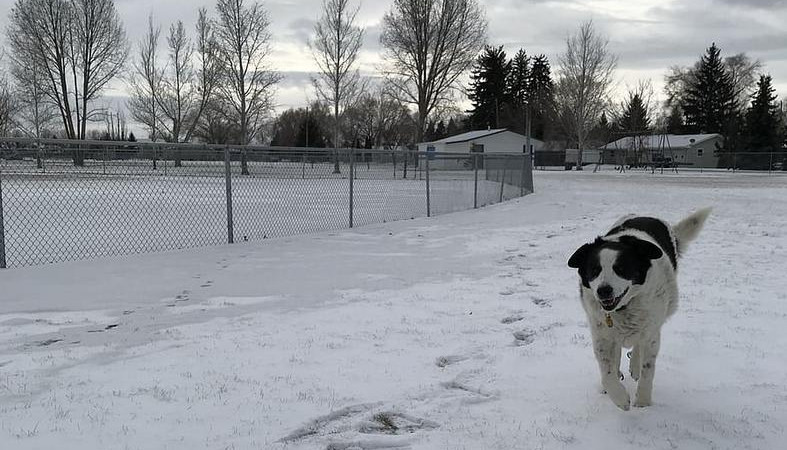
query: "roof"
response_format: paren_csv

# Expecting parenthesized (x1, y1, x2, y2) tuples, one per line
(425, 128, 509, 145)
(601, 134, 722, 150)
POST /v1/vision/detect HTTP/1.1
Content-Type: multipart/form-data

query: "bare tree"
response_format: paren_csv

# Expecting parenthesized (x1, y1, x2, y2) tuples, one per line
(71, 0, 128, 141)
(159, 20, 196, 145)
(184, 8, 221, 143)
(8, 0, 78, 140)
(555, 20, 617, 169)
(127, 15, 163, 142)
(380, 0, 487, 143)
(10, 63, 59, 138)
(310, 0, 365, 173)
(724, 53, 763, 112)
(214, 0, 280, 174)
(344, 85, 412, 150)
(7, 0, 127, 163)
(0, 74, 18, 136)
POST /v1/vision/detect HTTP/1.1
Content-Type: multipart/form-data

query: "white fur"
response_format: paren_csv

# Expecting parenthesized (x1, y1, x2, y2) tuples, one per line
(578, 209, 710, 410)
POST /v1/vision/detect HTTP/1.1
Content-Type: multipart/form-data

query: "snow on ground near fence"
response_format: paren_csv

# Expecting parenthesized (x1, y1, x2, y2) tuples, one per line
(2, 168, 519, 266)
(1, 170, 786, 449)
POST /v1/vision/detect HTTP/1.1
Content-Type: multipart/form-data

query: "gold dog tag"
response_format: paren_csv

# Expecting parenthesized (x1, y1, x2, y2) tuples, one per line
(605, 314, 613, 328)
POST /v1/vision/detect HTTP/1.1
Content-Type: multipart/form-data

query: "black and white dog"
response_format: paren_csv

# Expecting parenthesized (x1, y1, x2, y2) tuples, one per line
(568, 208, 711, 410)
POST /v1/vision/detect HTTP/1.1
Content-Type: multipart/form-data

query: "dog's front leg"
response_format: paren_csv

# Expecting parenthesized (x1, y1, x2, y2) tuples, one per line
(592, 334, 630, 411)
(633, 331, 661, 407)
(629, 344, 640, 381)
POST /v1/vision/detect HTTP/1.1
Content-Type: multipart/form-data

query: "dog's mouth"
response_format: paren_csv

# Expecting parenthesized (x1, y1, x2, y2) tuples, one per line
(599, 288, 629, 311)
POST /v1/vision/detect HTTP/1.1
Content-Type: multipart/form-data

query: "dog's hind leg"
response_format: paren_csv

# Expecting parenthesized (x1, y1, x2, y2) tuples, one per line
(633, 331, 661, 407)
(629, 344, 641, 381)
(592, 336, 630, 411)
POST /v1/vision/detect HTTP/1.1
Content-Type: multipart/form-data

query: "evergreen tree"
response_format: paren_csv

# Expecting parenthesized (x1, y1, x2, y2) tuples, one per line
(746, 74, 781, 151)
(434, 120, 447, 140)
(446, 117, 464, 136)
(681, 43, 737, 134)
(526, 54, 555, 140)
(128, 132, 137, 142)
(619, 93, 650, 133)
(468, 45, 511, 130)
(743, 74, 782, 169)
(665, 105, 684, 134)
(499, 49, 530, 134)
(508, 49, 529, 105)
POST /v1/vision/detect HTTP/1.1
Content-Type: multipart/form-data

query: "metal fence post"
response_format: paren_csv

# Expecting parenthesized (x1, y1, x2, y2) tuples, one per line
(769, 152, 773, 175)
(302, 153, 306, 179)
(0, 169, 6, 269)
(425, 153, 431, 217)
(733, 152, 737, 173)
(499, 159, 506, 203)
(473, 154, 479, 209)
(224, 146, 235, 244)
(349, 149, 355, 228)
(520, 154, 527, 197)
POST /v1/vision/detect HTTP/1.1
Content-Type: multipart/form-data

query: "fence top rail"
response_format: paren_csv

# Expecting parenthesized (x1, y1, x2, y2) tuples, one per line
(0, 137, 530, 158)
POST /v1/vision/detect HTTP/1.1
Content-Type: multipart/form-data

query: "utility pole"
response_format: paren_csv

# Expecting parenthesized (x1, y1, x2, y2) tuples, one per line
(525, 101, 532, 155)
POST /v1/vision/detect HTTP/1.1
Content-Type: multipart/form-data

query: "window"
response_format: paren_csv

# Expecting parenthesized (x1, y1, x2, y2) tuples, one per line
(697, 148, 703, 157)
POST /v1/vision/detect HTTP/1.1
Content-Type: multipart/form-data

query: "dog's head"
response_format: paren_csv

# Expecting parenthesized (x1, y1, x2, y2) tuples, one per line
(568, 236, 663, 311)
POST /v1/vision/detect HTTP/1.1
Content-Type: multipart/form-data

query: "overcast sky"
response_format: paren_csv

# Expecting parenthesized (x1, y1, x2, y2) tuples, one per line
(1, 0, 786, 130)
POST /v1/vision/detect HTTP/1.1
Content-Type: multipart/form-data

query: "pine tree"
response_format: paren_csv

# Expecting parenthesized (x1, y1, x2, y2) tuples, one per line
(446, 116, 464, 136)
(435, 120, 447, 140)
(128, 132, 137, 142)
(665, 105, 683, 134)
(742, 74, 782, 169)
(500, 49, 530, 134)
(468, 45, 511, 130)
(619, 93, 650, 133)
(746, 75, 781, 150)
(682, 43, 738, 134)
(526, 54, 555, 140)
(508, 50, 529, 106)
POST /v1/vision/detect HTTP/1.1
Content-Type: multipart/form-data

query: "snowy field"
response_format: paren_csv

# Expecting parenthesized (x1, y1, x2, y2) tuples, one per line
(1, 166, 519, 267)
(1, 169, 786, 449)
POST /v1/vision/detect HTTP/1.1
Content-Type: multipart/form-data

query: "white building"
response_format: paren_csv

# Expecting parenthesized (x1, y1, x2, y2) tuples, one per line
(418, 129, 543, 155)
(600, 134, 723, 168)
(417, 129, 544, 170)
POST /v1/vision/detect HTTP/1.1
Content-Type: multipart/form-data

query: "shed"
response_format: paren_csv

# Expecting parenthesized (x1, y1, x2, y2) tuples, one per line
(600, 134, 723, 168)
(418, 129, 543, 170)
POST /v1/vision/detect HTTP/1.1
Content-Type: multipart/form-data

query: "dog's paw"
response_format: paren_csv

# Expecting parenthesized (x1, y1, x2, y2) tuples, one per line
(633, 395, 651, 408)
(604, 380, 630, 411)
(629, 366, 640, 382)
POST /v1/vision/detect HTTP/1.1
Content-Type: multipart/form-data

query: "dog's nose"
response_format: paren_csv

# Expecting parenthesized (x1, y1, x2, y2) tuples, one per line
(597, 285, 613, 299)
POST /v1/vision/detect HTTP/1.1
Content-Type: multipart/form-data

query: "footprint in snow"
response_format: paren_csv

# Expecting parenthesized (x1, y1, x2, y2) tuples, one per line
(500, 315, 524, 324)
(513, 328, 536, 346)
(435, 354, 469, 368)
(531, 297, 551, 307)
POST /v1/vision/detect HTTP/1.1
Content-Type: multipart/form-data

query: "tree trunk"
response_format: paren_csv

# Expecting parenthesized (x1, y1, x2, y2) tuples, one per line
(241, 150, 249, 175)
(333, 100, 341, 174)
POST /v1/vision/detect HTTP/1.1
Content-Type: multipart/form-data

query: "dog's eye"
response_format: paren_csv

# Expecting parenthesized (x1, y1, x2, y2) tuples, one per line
(613, 264, 633, 278)
(588, 265, 601, 278)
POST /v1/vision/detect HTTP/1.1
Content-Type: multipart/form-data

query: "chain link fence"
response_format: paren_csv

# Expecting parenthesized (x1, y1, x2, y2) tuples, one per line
(0, 137, 534, 268)
(535, 149, 787, 173)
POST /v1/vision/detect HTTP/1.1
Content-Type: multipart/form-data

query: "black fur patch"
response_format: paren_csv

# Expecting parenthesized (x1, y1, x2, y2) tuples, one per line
(568, 237, 663, 288)
(606, 217, 677, 269)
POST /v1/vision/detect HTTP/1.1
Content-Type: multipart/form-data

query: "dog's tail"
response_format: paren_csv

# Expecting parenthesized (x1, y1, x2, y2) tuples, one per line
(673, 207, 712, 257)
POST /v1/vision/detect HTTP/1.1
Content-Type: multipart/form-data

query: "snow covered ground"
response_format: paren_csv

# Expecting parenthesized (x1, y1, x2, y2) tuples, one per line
(1, 169, 786, 449)
(1, 168, 517, 267)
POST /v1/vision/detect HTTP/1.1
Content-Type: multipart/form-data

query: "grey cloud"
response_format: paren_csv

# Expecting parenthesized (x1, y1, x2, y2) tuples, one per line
(713, 0, 787, 8)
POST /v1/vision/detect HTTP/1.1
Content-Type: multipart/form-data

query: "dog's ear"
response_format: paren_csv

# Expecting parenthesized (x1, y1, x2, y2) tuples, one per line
(568, 243, 592, 268)
(620, 236, 663, 260)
